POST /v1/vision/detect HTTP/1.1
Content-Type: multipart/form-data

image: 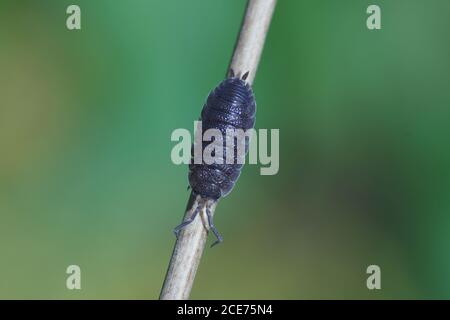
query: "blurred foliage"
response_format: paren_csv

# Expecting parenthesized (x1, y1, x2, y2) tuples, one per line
(0, 0, 449, 299)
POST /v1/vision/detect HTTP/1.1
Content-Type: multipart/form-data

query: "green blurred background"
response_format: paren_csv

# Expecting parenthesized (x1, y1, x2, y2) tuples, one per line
(1, 0, 449, 299)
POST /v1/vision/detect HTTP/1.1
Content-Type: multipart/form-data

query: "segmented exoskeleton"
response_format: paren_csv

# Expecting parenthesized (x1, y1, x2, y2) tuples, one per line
(174, 70, 256, 246)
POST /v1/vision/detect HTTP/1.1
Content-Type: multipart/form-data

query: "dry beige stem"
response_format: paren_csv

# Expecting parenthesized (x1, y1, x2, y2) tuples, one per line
(160, 0, 277, 300)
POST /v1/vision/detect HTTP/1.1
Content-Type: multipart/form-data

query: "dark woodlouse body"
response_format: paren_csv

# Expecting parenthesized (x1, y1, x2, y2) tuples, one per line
(189, 74, 256, 200)
(174, 72, 256, 246)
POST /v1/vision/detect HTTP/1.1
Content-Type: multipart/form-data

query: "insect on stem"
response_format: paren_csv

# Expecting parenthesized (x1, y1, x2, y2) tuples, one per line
(160, 0, 277, 300)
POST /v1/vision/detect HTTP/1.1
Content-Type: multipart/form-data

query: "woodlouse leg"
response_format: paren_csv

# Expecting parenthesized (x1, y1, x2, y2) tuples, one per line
(206, 205, 223, 248)
(173, 204, 201, 239)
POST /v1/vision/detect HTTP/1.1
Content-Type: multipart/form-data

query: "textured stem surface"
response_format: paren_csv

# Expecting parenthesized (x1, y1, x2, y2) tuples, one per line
(160, 0, 277, 300)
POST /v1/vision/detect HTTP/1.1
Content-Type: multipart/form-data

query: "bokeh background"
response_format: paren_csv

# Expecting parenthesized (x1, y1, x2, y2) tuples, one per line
(1, 0, 449, 299)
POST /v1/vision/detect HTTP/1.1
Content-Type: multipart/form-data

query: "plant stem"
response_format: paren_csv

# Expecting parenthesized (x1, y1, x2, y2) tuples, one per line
(160, 0, 277, 300)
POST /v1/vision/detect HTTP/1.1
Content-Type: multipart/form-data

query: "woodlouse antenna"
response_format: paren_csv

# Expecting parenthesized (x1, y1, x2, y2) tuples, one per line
(242, 71, 250, 81)
(229, 68, 235, 78)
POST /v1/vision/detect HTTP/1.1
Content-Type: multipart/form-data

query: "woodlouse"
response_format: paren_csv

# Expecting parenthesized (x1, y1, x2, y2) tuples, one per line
(174, 70, 256, 246)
